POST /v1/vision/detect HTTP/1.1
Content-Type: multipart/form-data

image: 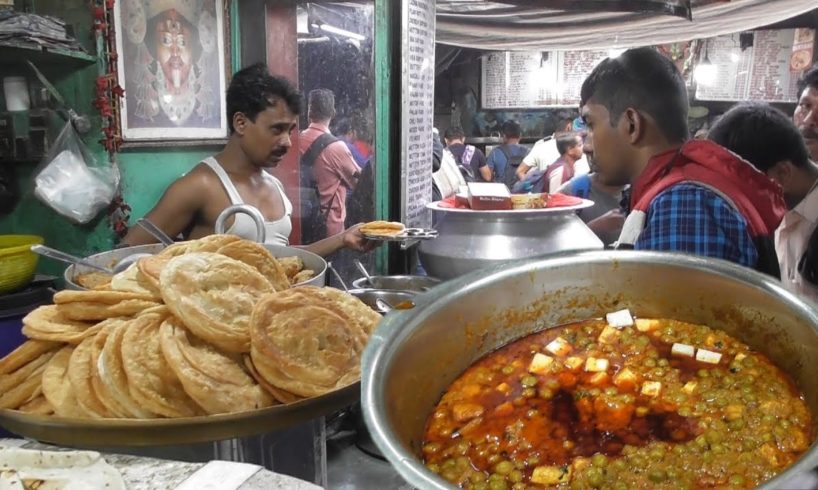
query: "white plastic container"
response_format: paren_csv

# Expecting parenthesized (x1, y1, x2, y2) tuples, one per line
(3, 76, 30, 111)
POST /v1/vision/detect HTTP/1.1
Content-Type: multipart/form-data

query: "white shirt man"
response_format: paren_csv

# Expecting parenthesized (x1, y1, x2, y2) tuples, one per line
(776, 180, 818, 304)
(516, 136, 590, 183)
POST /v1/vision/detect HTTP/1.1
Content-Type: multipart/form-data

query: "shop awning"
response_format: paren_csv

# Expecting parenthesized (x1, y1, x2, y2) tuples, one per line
(436, 0, 818, 51)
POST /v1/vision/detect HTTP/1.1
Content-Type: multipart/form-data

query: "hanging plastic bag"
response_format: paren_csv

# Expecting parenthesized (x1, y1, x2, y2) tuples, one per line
(34, 120, 119, 224)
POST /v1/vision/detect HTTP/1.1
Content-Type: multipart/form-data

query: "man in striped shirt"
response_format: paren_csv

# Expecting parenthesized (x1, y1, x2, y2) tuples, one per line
(579, 47, 785, 276)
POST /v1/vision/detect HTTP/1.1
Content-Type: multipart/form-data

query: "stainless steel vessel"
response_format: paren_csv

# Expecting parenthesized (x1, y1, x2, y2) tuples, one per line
(63, 244, 327, 289)
(418, 201, 603, 279)
(362, 251, 818, 489)
(351, 275, 441, 292)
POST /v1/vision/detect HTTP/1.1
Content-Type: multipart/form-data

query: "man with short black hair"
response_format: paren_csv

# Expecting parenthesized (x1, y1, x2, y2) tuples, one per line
(796, 64, 818, 161)
(444, 126, 491, 183)
(708, 102, 818, 301)
(487, 120, 528, 188)
(581, 47, 785, 275)
(122, 64, 372, 257)
(544, 133, 585, 193)
(299, 88, 362, 240)
(516, 118, 589, 181)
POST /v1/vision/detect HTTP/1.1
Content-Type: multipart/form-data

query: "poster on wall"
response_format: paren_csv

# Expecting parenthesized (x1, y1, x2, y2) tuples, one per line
(400, 0, 435, 233)
(114, 0, 229, 141)
(791, 28, 815, 73)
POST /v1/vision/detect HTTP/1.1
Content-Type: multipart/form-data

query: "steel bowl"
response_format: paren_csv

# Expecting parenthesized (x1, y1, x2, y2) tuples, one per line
(64, 243, 327, 289)
(351, 275, 442, 292)
(346, 288, 417, 314)
(362, 250, 818, 489)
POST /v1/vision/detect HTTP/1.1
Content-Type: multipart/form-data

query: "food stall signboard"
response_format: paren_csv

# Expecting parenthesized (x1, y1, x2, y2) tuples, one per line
(400, 0, 436, 233)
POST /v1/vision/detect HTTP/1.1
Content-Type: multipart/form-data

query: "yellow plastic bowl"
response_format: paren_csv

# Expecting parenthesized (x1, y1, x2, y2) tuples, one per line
(0, 235, 44, 294)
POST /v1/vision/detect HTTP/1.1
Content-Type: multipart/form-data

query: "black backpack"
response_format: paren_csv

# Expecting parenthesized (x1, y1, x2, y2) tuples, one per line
(456, 145, 477, 183)
(300, 133, 337, 243)
(498, 145, 525, 188)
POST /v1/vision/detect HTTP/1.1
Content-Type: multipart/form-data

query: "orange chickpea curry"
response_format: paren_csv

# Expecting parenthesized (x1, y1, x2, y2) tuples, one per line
(423, 311, 812, 490)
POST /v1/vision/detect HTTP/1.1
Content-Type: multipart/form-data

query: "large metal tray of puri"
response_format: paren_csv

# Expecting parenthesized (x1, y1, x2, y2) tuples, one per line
(0, 382, 358, 446)
(4, 241, 348, 446)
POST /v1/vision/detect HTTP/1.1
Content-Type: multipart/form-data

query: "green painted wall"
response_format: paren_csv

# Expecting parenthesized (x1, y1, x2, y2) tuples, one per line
(0, 143, 214, 278)
(0, 1, 218, 277)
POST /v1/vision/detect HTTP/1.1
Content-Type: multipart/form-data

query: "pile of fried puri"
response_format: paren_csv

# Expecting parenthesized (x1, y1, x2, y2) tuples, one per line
(0, 235, 381, 419)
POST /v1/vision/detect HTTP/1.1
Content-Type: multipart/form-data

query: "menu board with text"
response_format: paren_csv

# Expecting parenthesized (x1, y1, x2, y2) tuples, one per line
(400, 0, 435, 231)
(697, 29, 811, 102)
(481, 50, 608, 108)
(693, 34, 752, 102)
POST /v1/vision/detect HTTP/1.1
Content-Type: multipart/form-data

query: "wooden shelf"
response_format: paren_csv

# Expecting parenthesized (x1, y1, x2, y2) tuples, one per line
(0, 42, 96, 66)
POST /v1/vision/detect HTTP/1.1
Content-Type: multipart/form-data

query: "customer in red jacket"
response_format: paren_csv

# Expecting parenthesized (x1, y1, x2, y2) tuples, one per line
(579, 47, 785, 276)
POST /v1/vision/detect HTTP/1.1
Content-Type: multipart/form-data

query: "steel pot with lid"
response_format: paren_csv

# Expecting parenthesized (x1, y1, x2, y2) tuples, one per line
(362, 250, 818, 489)
(418, 201, 603, 280)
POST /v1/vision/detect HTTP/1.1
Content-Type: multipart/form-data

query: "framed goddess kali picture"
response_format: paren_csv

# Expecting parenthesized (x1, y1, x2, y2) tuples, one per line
(114, 0, 228, 141)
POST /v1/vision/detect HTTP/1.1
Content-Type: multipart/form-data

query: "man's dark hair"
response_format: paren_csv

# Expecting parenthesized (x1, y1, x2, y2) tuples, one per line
(557, 118, 574, 133)
(708, 102, 810, 171)
(556, 133, 581, 155)
(798, 63, 818, 97)
(226, 63, 301, 133)
(444, 126, 466, 141)
(580, 47, 689, 144)
(308, 89, 336, 121)
(502, 120, 522, 139)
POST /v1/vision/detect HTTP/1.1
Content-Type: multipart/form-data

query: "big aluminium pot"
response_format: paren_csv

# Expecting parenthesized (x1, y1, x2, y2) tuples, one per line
(362, 251, 818, 489)
(418, 201, 603, 280)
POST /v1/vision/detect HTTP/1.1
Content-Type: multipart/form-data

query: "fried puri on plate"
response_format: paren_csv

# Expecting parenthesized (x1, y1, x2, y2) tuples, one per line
(56, 299, 160, 322)
(18, 394, 54, 415)
(242, 356, 300, 404)
(360, 220, 405, 237)
(0, 340, 60, 375)
(249, 293, 365, 397)
(278, 256, 303, 279)
(120, 309, 203, 417)
(183, 234, 242, 253)
(136, 255, 171, 296)
(110, 263, 157, 297)
(97, 319, 156, 418)
(89, 319, 141, 418)
(42, 346, 85, 417)
(160, 252, 274, 353)
(216, 240, 290, 292)
(277, 286, 381, 335)
(0, 350, 53, 410)
(67, 336, 112, 418)
(22, 306, 101, 345)
(159, 316, 273, 415)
